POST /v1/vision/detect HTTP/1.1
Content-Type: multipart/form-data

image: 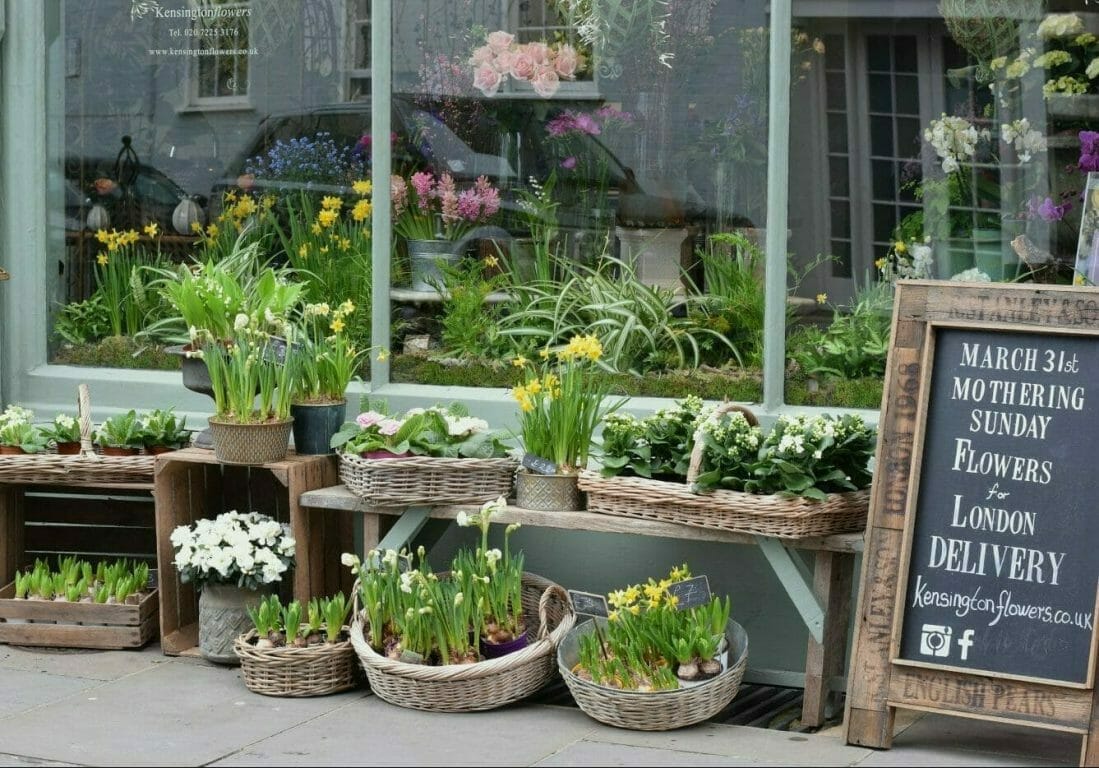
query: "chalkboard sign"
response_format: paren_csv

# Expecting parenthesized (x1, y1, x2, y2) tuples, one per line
(667, 575, 712, 610)
(522, 453, 558, 476)
(845, 282, 1099, 765)
(568, 590, 609, 617)
(898, 327, 1099, 685)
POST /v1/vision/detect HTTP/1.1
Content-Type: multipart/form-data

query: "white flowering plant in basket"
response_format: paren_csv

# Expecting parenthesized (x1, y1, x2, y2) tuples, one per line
(169, 510, 295, 591)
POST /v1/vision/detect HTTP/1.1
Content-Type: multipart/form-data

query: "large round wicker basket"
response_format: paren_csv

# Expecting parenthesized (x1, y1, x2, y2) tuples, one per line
(349, 572, 574, 712)
(233, 629, 360, 697)
(558, 618, 749, 730)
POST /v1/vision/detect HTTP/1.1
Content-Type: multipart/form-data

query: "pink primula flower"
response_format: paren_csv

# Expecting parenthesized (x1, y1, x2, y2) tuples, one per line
(356, 411, 386, 429)
(377, 419, 402, 436)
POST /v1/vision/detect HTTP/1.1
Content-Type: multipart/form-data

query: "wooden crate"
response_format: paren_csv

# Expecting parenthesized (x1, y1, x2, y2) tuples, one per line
(154, 449, 345, 656)
(0, 582, 159, 649)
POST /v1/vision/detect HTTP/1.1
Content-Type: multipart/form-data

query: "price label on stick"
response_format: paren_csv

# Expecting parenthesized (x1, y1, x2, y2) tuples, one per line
(568, 589, 609, 618)
(667, 575, 711, 611)
(522, 453, 558, 476)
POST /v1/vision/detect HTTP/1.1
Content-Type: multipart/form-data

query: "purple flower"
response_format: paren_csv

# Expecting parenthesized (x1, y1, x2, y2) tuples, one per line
(573, 113, 601, 135)
(1080, 131, 1099, 172)
(1026, 196, 1072, 222)
(560, 156, 577, 170)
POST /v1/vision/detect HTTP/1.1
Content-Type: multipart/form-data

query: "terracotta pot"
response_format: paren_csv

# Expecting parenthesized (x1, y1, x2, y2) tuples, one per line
(0, 445, 26, 455)
(100, 445, 140, 456)
(55, 441, 82, 455)
(144, 444, 179, 456)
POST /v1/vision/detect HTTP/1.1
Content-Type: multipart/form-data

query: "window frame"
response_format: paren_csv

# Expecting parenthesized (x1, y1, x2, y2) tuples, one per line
(186, 0, 252, 109)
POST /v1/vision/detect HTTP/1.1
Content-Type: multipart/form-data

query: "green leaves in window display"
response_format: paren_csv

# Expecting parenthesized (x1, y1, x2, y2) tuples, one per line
(93, 410, 145, 449)
(787, 279, 893, 381)
(52, 294, 113, 346)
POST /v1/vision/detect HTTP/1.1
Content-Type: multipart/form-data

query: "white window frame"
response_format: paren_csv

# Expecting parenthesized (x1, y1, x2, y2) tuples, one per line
(187, 0, 252, 109)
(346, 0, 371, 100)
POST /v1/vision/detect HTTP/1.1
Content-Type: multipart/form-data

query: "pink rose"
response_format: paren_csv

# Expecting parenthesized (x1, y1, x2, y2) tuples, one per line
(554, 44, 579, 78)
(493, 49, 514, 74)
(469, 45, 494, 67)
(472, 63, 503, 97)
(486, 30, 514, 53)
(510, 52, 536, 82)
(524, 41, 551, 66)
(531, 66, 560, 98)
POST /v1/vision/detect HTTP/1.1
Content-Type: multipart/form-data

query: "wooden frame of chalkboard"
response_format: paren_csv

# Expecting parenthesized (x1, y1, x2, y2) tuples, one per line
(845, 281, 1099, 766)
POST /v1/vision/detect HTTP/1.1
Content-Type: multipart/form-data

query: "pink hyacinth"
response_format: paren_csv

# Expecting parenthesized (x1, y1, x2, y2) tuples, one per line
(475, 176, 501, 217)
(390, 175, 408, 217)
(457, 189, 482, 221)
(437, 173, 459, 222)
(410, 172, 435, 211)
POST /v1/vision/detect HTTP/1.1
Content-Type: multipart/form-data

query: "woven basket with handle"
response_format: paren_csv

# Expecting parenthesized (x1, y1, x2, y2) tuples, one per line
(558, 616, 749, 730)
(0, 384, 155, 486)
(234, 628, 360, 697)
(338, 452, 517, 506)
(349, 571, 575, 712)
(579, 403, 870, 538)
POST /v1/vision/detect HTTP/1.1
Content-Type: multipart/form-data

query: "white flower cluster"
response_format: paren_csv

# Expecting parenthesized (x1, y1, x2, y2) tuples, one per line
(0, 405, 34, 429)
(768, 413, 870, 462)
(924, 115, 989, 174)
(951, 267, 993, 283)
(1038, 13, 1084, 41)
(699, 410, 762, 460)
(886, 242, 935, 280)
(169, 510, 295, 588)
(1000, 119, 1046, 163)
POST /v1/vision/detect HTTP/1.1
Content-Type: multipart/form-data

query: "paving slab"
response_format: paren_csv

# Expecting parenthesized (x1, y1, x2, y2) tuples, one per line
(210, 695, 600, 767)
(0, 669, 97, 719)
(0, 659, 366, 767)
(0, 644, 167, 682)
(0, 754, 79, 767)
(580, 717, 872, 767)
(533, 739, 756, 766)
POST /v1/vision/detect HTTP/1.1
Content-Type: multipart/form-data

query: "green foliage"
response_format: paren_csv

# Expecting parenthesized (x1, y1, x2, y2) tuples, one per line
(247, 594, 283, 637)
(51, 337, 182, 370)
(686, 233, 766, 367)
(322, 593, 350, 643)
(203, 334, 296, 423)
(52, 294, 113, 346)
(140, 408, 190, 448)
(498, 258, 735, 374)
(599, 396, 707, 480)
(787, 279, 893, 381)
(94, 410, 144, 449)
(435, 256, 509, 359)
(0, 422, 48, 453)
(14, 557, 149, 602)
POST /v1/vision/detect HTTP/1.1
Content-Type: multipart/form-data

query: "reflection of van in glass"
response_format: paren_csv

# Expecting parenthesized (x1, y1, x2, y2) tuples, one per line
(210, 95, 688, 233)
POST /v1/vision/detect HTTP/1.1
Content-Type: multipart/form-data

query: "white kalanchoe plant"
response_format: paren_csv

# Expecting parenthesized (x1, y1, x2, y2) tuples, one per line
(170, 510, 295, 591)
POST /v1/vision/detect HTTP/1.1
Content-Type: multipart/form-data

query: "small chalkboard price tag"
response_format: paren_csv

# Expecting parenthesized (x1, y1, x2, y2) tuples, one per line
(568, 589, 609, 618)
(522, 453, 558, 476)
(667, 575, 711, 610)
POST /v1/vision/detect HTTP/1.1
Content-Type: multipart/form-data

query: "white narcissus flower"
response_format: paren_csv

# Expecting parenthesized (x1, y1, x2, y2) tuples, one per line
(340, 552, 359, 567)
(456, 510, 471, 527)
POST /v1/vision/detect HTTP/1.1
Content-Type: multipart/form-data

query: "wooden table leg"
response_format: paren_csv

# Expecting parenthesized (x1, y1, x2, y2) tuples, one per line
(362, 511, 380, 557)
(802, 551, 854, 727)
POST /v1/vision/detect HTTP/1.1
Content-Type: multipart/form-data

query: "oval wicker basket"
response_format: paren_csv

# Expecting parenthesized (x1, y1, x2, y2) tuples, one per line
(233, 628, 360, 697)
(558, 617, 749, 731)
(349, 571, 575, 712)
(0, 384, 155, 486)
(579, 404, 870, 538)
(208, 418, 293, 466)
(338, 451, 517, 506)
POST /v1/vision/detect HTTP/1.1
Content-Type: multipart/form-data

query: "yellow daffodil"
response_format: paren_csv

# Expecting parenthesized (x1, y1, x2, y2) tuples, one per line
(875, 257, 887, 270)
(511, 355, 527, 368)
(624, 585, 641, 604)
(352, 179, 373, 196)
(95, 229, 110, 244)
(351, 199, 372, 222)
(143, 222, 159, 238)
(608, 589, 630, 609)
(894, 241, 907, 254)
(1075, 273, 1087, 286)
(232, 196, 256, 218)
(340, 237, 352, 250)
(206, 223, 220, 237)
(261, 195, 276, 210)
(321, 195, 342, 211)
(330, 316, 345, 333)
(298, 244, 309, 259)
(816, 293, 828, 304)
(526, 379, 542, 395)
(377, 349, 389, 362)
(97, 253, 108, 266)
(608, 610, 619, 622)
(190, 220, 203, 234)
(628, 604, 641, 616)
(311, 222, 322, 235)
(340, 300, 355, 315)
(483, 255, 499, 269)
(317, 209, 338, 228)
(665, 594, 679, 609)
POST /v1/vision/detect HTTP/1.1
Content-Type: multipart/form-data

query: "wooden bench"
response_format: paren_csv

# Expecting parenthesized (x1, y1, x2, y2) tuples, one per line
(301, 484, 863, 728)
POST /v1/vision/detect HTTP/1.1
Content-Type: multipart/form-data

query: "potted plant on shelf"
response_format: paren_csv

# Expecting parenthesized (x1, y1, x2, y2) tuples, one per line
(511, 334, 625, 510)
(94, 410, 144, 456)
(392, 171, 500, 291)
(202, 333, 297, 465)
(289, 301, 364, 455)
(169, 509, 295, 665)
(41, 413, 82, 455)
(558, 563, 749, 730)
(0, 406, 47, 455)
(232, 592, 359, 697)
(330, 402, 515, 506)
(140, 408, 191, 454)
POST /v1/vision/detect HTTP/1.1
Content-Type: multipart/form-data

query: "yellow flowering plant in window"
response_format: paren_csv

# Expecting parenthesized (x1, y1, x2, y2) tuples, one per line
(93, 224, 170, 338)
(511, 334, 626, 473)
(291, 300, 367, 405)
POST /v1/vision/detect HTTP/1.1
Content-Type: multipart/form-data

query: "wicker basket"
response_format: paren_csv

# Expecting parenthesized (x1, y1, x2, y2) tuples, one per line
(579, 404, 870, 539)
(558, 617, 749, 730)
(349, 572, 575, 712)
(338, 452, 516, 506)
(234, 629, 360, 697)
(0, 384, 155, 486)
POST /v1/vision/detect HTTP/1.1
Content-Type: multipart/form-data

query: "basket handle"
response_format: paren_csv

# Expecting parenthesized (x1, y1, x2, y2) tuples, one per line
(536, 584, 569, 641)
(685, 402, 759, 485)
(77, 383, 96, 457)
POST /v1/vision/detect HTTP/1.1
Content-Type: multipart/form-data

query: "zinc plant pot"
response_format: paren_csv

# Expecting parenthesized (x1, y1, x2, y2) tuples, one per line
(290, 400, 347, 455)
(198, 582, 270, 665)
(516, 470, 583, 511)
(407, 239, 460, 292)
(208, 418, 293, 466)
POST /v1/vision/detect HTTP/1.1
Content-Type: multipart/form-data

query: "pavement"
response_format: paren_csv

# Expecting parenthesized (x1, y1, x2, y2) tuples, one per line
(0, 644, 1081, 767)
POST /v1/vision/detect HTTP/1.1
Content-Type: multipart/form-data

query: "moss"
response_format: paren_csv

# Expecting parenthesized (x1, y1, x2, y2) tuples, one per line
(785, 374, 884, 410)
(52, 337, 182, 371)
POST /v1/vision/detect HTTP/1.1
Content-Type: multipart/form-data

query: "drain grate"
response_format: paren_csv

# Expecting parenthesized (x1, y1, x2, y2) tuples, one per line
(531, 679, 843, 733)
